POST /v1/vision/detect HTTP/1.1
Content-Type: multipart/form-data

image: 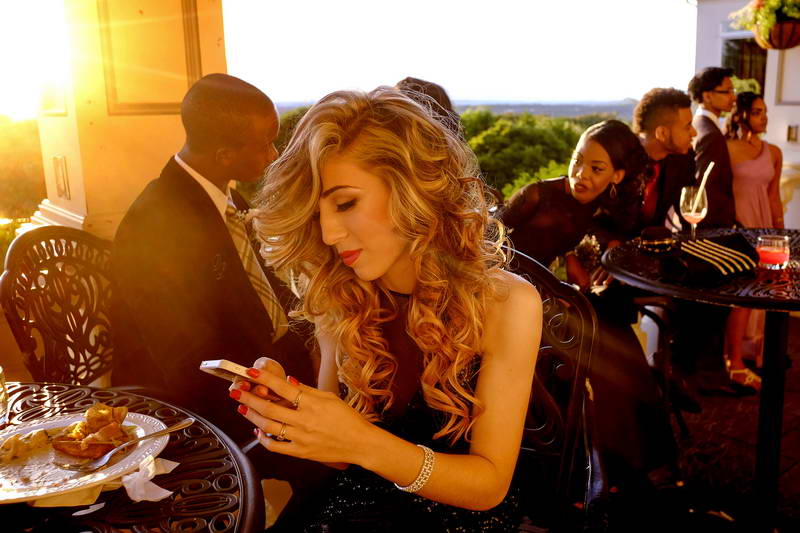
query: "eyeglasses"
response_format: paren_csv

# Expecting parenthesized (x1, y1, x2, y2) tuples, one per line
(712, 89, 735, 95)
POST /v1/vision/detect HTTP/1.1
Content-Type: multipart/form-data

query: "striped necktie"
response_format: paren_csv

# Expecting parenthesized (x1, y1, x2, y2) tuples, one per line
(225, 204, 288, 341)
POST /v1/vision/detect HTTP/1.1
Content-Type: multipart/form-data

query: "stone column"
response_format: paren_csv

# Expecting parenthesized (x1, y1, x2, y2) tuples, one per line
(32, 0, 227, 240)
(764, 46, 800, 230)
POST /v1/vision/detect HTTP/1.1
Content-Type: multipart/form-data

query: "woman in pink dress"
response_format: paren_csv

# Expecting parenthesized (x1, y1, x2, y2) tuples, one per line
(724, 92, 784, 391)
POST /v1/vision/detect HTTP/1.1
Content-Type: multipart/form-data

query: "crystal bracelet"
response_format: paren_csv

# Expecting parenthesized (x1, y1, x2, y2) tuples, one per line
(394, 444, 435, 493)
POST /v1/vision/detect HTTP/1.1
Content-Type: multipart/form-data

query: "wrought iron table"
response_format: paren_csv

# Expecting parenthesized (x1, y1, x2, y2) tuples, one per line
(602, 227, 799, 532)
(2, 382, 265, 533)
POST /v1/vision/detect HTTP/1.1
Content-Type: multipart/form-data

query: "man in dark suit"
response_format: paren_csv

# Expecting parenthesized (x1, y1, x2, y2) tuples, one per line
(111, 74, 315, 443)
(688, 67, 737, 228)
(632, 88, 697, 231)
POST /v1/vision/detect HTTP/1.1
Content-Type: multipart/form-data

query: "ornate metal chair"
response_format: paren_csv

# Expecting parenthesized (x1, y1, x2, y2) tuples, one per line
(1, 225, 114, 385)
(505, 247, 607, 531)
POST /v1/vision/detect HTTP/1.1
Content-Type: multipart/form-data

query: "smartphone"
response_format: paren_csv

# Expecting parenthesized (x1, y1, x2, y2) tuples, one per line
(199, 359, 251, 382)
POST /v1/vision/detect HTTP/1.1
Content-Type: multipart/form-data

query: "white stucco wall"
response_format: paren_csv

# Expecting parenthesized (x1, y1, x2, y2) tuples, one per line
(696, 0, 800, 229)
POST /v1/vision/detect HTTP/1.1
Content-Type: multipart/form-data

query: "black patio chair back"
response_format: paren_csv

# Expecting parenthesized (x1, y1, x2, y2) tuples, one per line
(1, 225, 114, 385)
(505, 247, 607, 531)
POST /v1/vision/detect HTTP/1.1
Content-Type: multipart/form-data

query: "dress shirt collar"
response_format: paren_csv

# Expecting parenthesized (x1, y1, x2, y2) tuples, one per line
(174, 154, 230, 220)
(695, 106, 721, 131)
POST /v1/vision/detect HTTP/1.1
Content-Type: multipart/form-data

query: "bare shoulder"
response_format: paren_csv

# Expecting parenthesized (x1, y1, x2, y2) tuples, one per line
(486, 270, 542, 328)
(726, 139, 744, 157)
(768, 143, 783, 162)
(481, 270, 543, 364)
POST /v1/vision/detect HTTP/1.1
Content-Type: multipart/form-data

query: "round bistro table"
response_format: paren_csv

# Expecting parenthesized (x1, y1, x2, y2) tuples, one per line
(602, 227, 800, 533)
(1, 382, 265, 533)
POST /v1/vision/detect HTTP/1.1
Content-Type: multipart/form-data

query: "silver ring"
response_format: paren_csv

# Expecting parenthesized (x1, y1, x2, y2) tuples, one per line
(275, 422, 287, 441)
(292, 390, 304, 409)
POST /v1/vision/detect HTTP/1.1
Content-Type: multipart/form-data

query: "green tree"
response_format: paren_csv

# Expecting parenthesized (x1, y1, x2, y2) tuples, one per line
(0, 118, 46, 219)
(460, 107, 500, 141)
(501, 160, 570, 198)
(567, 112, 623, 130)
(469, 113, 580, 192)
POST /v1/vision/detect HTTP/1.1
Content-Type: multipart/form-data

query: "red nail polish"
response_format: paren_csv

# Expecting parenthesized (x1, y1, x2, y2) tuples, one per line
(288, 376, 300, 386)
(237, 404, 248, 415)
(239, 381, 251, 392)
(246, 368, 260, 378)
(229, 389, 241, 400)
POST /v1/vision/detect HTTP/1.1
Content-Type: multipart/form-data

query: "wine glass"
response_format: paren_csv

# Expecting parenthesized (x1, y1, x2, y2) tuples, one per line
(680, 186, 707, 240)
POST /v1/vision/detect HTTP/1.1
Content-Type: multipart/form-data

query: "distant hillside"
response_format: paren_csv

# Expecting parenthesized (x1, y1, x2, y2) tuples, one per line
(277, 99, 637, 121)
(454, 99, 637, 121)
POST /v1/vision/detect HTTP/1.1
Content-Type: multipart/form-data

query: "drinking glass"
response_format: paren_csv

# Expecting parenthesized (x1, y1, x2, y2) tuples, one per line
(680, 186, 708, 240)
(0, 365, 7, 427)
(757, 235, 790, 270)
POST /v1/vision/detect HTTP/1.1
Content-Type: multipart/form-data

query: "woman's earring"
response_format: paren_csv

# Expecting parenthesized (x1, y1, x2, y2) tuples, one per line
(610, 183, 618, 199)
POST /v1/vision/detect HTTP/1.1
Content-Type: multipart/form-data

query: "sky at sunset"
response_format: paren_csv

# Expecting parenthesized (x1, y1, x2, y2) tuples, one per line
(223, 0, 700, 104)
(0, 0, 700, 120)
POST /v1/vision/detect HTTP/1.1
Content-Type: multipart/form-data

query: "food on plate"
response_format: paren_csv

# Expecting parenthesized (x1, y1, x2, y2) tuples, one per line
(51, 403, 133, 459)
(0, 429, 49, 464)
(0, 403, 136, 464)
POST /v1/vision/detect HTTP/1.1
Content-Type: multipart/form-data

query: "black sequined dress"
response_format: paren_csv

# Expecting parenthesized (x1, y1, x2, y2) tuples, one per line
(301, 292, 521, 532)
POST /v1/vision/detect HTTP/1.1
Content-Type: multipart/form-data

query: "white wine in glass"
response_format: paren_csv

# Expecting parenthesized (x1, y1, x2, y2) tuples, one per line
(680, 186, 708, 240)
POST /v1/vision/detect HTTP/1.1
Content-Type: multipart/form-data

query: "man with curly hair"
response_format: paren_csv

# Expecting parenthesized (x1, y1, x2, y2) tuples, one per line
(632, 87, 697, 230)
(688, 67, 737, 228)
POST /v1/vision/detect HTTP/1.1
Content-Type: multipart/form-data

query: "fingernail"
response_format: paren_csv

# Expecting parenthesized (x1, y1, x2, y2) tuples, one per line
(237, 404, 248, 415)
(288, 376, 300, 386)
(247, 368, 261, 378)
(239, 381, 251, 392)
(253, 428, 260, 437)
(229, 389, 241, 400)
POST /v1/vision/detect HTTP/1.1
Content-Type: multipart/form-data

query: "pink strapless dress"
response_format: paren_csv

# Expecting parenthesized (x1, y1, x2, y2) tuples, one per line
(732, 142, 774, 228)
(732, 141, 775, 363)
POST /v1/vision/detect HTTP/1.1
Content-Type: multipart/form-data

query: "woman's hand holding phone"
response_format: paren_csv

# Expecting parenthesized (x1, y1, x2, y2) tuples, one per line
(229, 357, 289, 405)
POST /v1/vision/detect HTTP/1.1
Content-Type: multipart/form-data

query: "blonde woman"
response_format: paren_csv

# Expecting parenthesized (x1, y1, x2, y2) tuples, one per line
(230, 88, 542, 530)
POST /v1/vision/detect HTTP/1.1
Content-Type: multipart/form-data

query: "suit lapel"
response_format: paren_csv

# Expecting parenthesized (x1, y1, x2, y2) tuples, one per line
(160, 159, 276, 339)
(229, 188, 301, 316)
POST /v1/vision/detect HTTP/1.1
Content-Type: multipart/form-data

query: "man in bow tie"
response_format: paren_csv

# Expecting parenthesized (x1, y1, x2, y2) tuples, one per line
(111, 74, 316, 442)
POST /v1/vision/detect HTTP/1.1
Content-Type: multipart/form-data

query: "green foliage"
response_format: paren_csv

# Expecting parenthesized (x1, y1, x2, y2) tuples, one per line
(0, 219, 22, 265)
(566, 112, 622, 130)
(237, 106, 311, 203)
(732, 76, 762, 95)
(275, 106, 310, 153)
(460, 108, 500, 141)
(0, 118, 46, 219)
(468, 113, 580, 193)
(501, 160, 570, 198)
(730, 0, 800, 42)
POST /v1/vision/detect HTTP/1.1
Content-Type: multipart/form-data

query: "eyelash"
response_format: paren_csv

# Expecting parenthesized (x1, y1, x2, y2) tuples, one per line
(336, 199, 356, 212)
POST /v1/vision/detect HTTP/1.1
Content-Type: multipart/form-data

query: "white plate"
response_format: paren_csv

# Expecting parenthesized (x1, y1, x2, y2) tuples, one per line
(0, 412, 168, 504)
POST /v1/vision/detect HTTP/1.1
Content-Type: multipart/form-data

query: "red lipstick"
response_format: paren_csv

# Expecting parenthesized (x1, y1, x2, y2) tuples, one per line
(340, 249, 362, 267)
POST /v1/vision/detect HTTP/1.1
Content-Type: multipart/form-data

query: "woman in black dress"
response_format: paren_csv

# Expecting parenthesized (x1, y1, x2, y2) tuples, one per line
(500, 120, 678, 496)
(229, 88, 543, 531)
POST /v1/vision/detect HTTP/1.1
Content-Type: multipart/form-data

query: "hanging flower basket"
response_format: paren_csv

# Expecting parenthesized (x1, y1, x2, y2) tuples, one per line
(730, 1, 800, 50)
(754, 19, 800, 49)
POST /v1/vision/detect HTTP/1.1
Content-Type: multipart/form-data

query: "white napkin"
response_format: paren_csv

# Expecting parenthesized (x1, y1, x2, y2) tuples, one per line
(30, 456, 179, 507)
(120, 456, 179, 501)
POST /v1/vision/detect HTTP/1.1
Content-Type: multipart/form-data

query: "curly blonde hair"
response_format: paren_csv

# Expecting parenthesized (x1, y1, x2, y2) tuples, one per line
(254, 88, 507, 444)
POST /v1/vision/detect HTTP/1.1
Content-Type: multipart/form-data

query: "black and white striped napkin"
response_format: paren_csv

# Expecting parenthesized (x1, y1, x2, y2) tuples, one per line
(665, 234, 760, 286)
(680, 238, 758, 275)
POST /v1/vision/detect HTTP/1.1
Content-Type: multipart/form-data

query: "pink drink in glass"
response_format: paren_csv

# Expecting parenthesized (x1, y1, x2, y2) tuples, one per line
(756, 235, 790, 270)
(683, 213, 706, 225)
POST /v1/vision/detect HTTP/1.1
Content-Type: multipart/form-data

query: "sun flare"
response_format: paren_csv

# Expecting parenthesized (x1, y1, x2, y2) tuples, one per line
(0, 1, 70, 122)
